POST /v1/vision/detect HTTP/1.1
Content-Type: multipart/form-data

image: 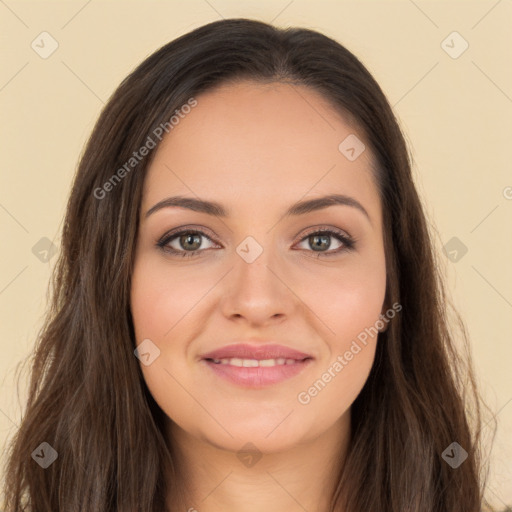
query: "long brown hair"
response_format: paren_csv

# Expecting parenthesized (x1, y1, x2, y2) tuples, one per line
(2, 18, 497, 511)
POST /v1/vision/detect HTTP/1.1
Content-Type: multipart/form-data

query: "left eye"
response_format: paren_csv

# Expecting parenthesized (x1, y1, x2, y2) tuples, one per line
(295, 230, 348, 254)
(294, 228, 355, 257)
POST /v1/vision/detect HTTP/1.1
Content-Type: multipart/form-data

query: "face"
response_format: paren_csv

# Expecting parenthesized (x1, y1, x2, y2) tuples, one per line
(130, 81, 387, 454)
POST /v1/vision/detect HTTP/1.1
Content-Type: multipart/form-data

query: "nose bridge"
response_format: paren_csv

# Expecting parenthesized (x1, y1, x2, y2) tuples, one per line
(221, 233, 292, 323)
(235, 232, 283, 292)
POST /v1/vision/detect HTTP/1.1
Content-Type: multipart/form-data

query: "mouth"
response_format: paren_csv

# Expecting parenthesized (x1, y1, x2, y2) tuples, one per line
(200, 342, 313, 362)
(202, 357, 313, 388)
(200, 343, 314, 388)
(204, 356, 311, 367)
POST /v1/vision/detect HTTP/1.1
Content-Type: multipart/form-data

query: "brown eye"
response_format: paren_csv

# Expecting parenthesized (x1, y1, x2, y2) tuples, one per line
(178, 233, 202, 251)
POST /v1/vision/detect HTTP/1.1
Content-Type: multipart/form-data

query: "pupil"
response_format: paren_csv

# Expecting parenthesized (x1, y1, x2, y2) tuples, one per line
(182, 233, 201, 250)
(311, 234, 330, 251)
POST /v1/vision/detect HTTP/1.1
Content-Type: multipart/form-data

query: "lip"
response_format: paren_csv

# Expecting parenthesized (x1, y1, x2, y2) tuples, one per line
(200, 343, 313, 361)
(200, 342, 314, 388)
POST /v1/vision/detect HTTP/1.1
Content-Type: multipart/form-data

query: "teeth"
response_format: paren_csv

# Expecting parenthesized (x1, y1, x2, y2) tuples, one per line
(210, 357, 299, 367)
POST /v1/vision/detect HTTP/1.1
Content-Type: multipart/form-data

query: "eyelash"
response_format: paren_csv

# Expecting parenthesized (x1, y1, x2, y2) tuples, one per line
(156, 225, 356, 259)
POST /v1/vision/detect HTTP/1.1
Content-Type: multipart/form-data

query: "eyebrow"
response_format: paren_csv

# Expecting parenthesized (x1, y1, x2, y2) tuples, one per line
(144, 193, 371, 224)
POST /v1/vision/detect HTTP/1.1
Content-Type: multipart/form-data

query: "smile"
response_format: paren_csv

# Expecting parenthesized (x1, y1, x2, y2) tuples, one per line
(202, 357, 313, 388)
(208, 357, 302, 367)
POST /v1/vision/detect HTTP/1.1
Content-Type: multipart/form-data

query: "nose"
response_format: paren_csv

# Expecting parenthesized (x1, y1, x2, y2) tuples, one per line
(220, 245, 297, 327)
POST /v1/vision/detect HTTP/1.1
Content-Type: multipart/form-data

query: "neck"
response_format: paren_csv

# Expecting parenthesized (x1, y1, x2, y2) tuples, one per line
(164, 413, 350, 512)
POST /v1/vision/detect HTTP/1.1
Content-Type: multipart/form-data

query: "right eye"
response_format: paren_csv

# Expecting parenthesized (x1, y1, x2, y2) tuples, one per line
(157, 229, 219, 258)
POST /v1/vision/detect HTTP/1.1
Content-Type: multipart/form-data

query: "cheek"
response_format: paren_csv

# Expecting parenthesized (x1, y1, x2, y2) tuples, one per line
(293, 257, 385, 419)
(296, 339, 376, 428)
(294, 262, 385, 415)
(130, 257, 206, 342)
(130, 258, 202, 427)
(297, 252, 387, 346)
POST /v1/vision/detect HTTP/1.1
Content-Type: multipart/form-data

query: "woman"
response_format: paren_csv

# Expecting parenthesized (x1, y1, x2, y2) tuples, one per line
(2, 18, 495, 511)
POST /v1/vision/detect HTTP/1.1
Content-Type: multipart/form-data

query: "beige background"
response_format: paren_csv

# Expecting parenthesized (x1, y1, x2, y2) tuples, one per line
(1, 0, 511, 508)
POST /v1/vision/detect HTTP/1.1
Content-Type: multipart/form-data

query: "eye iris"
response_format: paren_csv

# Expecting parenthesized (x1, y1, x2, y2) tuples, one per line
(180, 233, 201, 251)
(310, 234, 331, 251)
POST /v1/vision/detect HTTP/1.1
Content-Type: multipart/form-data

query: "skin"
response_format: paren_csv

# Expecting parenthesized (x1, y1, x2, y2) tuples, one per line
(130, 80, 387, 512)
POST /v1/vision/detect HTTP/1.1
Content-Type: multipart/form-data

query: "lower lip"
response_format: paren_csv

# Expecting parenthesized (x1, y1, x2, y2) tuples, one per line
(202, 359, 313, 388)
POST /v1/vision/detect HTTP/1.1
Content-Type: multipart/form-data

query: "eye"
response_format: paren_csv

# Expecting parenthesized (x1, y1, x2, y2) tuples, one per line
(157, 228, 219, 258)
(156, 226, 356, 258)
(294, 227, 355, 258)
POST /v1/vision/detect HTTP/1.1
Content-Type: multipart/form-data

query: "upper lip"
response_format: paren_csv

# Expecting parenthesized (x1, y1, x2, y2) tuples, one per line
(201, 342, 313, 361)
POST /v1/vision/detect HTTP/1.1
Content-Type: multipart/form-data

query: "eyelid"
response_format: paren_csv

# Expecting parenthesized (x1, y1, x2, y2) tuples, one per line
(298, 224, 352, 240)
(157, 224, 218, 243)
(156, 224, 356, 257)
(157, 224, 353, 243)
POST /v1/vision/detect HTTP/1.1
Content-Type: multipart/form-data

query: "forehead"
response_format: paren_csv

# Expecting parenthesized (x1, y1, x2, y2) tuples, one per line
(142, 80, 380, 222)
